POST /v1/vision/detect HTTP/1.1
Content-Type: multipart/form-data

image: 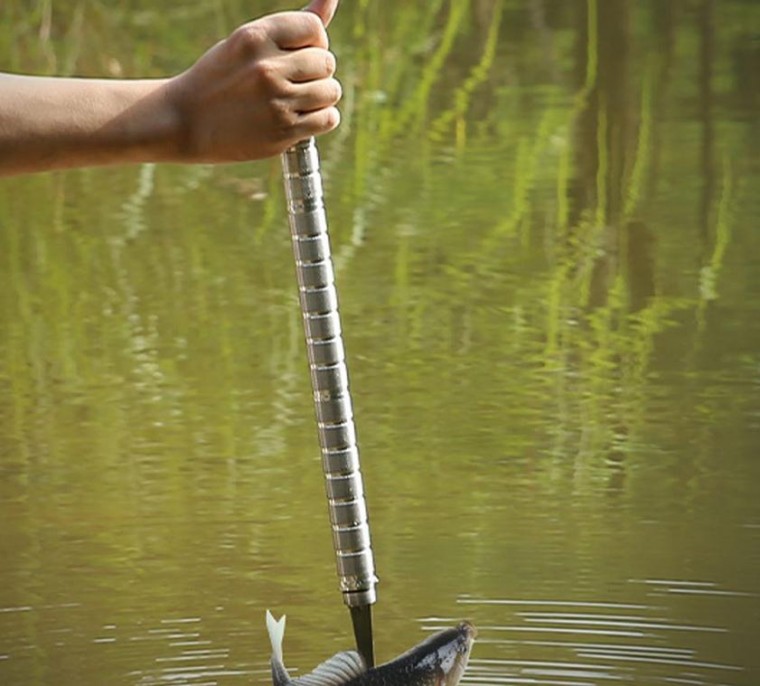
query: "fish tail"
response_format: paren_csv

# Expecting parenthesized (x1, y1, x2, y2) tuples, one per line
(266, 609, 286, 663)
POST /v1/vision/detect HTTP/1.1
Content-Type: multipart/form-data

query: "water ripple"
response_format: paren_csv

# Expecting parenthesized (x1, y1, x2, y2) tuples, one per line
(457, 591, 747, 686)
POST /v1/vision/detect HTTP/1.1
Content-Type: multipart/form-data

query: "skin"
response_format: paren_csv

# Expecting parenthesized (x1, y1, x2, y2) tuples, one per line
(0, 0, 341, 177)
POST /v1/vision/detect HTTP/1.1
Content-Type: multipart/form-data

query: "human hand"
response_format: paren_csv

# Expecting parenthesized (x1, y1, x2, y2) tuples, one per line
(164, 0, 342, 163)
(0, 1, 341, 175)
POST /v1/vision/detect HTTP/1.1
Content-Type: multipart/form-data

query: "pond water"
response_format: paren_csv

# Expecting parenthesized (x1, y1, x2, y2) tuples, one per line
(1, 1, 759, 685)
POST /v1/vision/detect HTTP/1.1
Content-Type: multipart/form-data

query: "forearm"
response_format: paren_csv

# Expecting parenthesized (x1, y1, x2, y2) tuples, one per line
(0, 73, 178, 176)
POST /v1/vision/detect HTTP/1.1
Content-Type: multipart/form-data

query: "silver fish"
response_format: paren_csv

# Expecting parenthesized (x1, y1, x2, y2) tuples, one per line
(266, 610, 476, 686)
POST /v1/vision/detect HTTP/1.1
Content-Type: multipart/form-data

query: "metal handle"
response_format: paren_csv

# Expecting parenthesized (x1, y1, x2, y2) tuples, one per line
(281, 138, 378, 612)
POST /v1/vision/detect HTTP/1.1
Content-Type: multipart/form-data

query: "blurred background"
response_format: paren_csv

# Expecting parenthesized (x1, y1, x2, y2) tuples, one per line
(1, 1, 759, 684)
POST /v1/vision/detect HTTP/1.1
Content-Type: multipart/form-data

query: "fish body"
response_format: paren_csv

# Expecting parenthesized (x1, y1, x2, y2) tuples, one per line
(266, 610, 475, 686)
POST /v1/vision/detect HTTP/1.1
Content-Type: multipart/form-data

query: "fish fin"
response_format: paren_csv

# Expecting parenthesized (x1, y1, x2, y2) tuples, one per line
(292, 650, 367, 686)
(266, 610, 287, 663)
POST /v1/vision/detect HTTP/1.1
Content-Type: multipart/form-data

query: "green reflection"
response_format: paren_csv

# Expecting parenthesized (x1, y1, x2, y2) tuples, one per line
(1, 1, 759, 685)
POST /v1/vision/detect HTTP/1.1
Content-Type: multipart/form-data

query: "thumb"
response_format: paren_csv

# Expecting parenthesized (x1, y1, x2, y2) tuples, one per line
(304, 0, 339, 27)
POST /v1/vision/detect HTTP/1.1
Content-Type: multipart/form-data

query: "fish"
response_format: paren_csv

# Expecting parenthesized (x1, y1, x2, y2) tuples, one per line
(266, 610, 476, 686)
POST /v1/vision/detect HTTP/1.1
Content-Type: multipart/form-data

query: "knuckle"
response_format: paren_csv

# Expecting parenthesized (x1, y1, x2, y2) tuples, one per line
(252, 58, 280, 87)
(229, 23, 268, 54)
(302, 11, 325, 37)
(271, 99, 297, 130)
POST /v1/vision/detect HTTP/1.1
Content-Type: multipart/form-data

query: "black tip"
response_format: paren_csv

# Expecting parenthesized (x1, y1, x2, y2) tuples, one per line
(350, 604, 375, 668)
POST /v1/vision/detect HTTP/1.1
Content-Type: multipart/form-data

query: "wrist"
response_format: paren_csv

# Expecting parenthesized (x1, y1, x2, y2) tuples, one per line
(111, 78, 182, 165)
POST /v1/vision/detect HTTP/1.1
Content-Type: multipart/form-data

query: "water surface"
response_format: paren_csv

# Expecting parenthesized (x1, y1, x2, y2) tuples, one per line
(1, 1, 759, 685)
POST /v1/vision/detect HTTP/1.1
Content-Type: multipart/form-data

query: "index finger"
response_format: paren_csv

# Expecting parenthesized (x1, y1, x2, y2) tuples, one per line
(260, 11, 328, 50)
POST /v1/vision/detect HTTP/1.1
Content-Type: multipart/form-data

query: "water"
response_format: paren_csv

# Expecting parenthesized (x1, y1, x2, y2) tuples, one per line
(1, 1, 759, 684)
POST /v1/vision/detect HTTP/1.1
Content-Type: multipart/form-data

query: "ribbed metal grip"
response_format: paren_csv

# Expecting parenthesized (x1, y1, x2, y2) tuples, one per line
(282, 138, 378, 608)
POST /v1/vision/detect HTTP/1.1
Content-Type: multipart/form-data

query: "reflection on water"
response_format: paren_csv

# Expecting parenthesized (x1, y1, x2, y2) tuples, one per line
(2, 0, 760, 685)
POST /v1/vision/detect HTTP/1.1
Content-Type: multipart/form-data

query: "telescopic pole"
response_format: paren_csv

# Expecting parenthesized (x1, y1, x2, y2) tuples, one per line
(281, 138, 377, 667)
